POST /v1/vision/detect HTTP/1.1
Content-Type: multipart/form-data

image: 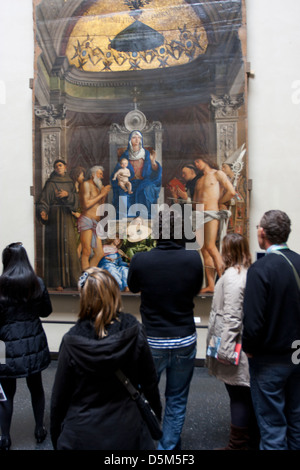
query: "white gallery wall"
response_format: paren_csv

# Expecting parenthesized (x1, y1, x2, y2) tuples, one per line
(0, 0, 35, 261)
(0, 0, 300, 267)
(246, 0, 300, 256)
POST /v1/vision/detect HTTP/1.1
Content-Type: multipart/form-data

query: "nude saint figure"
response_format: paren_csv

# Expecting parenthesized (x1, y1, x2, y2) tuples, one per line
(78, 166, 111, 271)
(194, 158, 236, 293)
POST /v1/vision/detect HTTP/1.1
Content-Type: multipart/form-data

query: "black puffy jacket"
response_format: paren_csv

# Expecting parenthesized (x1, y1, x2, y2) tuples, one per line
(0, 278, 52, 378)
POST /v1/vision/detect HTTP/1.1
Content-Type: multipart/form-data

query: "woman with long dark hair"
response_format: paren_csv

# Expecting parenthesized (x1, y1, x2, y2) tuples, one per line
(206, 233, 259, 450)
(0, 243, 52, 450)
(50, 267, 161, 450)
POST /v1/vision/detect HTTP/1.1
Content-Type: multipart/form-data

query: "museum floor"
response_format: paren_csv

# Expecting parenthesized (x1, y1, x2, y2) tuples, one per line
(2, 361, 232, 452)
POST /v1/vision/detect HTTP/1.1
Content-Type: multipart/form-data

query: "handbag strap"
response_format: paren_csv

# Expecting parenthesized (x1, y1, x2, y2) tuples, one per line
(272, 250, 300, 291)
(115, 369, 140, 400)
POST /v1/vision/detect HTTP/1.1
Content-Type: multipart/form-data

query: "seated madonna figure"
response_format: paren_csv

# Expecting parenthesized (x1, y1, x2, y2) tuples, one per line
(111, 130, 162, 219)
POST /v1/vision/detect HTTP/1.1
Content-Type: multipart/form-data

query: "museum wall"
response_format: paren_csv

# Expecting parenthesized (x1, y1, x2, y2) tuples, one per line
(246, 0, 300, 256)
(1, 0, 300, 264)
(0, 1, 35, 257)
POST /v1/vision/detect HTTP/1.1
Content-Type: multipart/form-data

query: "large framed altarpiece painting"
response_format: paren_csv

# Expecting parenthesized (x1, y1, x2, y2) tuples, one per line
(33, 0, 249, 293)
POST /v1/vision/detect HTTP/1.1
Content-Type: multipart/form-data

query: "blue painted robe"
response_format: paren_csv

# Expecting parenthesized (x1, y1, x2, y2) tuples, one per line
(111, 132, 162, 219)
(98, 252, 129, 291)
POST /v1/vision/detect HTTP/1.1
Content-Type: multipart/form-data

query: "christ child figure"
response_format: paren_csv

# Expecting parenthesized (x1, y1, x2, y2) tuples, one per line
(112, 158, 133, 194)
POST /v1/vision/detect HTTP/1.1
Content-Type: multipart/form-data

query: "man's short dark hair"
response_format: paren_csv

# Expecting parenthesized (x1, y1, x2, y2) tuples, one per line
(53, 159, 66, 167)
(181, 164, 198, 174)
(153, 209, 186, 245)
(260, 210, 291, 244)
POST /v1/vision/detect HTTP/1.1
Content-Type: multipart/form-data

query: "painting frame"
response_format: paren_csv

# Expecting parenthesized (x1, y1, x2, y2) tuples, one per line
(33, 0, 249, 293)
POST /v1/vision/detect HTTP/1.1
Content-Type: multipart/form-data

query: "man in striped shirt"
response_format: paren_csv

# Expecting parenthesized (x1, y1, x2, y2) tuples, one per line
(128, 209, 203, 450)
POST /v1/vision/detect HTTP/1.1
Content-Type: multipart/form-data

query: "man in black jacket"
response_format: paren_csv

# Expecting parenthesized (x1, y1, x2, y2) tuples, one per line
(243, 210, 300, 450)
(128, 210, 203, 450)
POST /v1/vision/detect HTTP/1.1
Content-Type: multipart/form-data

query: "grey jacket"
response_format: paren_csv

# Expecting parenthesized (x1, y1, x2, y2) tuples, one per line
(206, 267, 250, 387)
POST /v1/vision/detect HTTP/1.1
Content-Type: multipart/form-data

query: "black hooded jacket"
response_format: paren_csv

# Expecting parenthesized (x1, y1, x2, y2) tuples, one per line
(127, 239, 203, 338)
(50, 312, 162, 450)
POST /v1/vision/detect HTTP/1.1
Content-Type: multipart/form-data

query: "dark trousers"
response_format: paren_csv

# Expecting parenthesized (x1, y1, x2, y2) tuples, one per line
(225, 383, 256, 428)
(249, 355, 300, 450)
(0, 372, 45, 437)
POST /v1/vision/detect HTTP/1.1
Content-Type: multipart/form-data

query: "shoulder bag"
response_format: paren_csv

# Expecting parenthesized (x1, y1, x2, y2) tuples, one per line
(115, 369, 162, 440)
(272, 251, 300, 291)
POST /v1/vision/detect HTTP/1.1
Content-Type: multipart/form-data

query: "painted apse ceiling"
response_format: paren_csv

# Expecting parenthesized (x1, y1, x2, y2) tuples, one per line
(65, 0, 208, 72)
(35, 0, 245, 112)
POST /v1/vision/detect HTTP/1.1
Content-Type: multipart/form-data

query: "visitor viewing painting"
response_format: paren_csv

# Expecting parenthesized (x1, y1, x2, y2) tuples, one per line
(33, 0, 248, 293)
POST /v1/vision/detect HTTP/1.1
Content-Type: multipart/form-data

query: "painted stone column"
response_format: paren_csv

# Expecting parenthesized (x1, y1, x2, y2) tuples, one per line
(35, 104, 67, 186)
(210, 94, 244, 168)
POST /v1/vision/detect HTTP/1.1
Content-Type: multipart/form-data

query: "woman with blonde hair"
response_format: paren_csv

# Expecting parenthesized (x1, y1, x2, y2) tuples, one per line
(50, 268, 161, 450)
(206, 233, 259, 450)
